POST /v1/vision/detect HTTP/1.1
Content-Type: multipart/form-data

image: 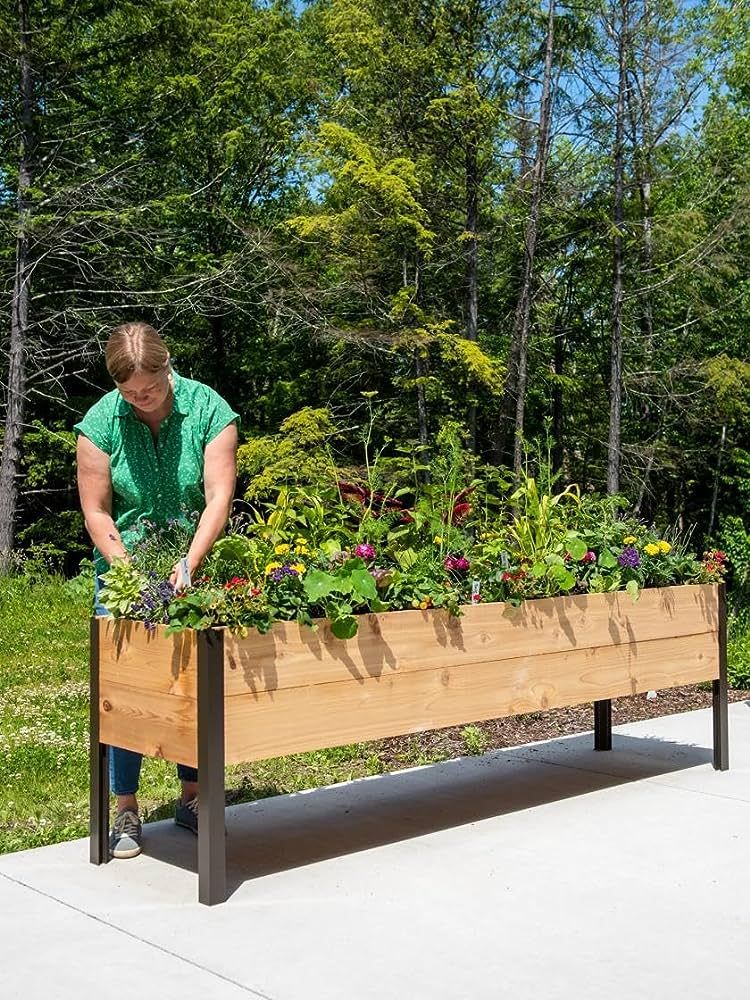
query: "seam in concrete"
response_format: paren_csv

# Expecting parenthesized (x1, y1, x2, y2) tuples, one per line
(0, 869, 276, 1000)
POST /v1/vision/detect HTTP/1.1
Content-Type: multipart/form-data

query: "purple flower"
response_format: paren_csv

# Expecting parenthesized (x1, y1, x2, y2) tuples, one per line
(354, 543, 376, 561)
(618, 546, 641, 569)
(270, 566, 299, 582)
(582, 551, 596, 564)
(444, 555, 470, 572)
(157, 581, 175, 602)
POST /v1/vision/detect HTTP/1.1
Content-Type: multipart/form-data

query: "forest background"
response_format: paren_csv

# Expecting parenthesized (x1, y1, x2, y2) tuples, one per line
(3, 0, 750, 595)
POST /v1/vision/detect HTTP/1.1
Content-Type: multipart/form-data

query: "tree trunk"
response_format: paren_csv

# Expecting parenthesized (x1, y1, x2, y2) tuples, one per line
(499, 0, 556, 472)
(607, 0, 629, 496)
(708, 424, 726, 538)
(0, 0, 34, 569)
(466, 136, 479, 452)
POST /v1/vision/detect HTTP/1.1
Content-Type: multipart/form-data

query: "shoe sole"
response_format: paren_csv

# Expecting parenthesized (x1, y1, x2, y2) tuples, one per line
(174, 818, 198, 836)
(111, 844, 142, 859)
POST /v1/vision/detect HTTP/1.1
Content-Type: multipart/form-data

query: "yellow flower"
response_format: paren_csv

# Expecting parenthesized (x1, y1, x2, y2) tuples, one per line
(275, 544, 291, 555)
(644, 543, 660, 556)
(291, 562, 306, 575)
(296, 544, 310, 555)
(623, 535, 637, 545)
(658, 540, 671, 554)
(264, 561, 282, 575)
(433, 535, 443, 545)
(294, 537, 307, 546)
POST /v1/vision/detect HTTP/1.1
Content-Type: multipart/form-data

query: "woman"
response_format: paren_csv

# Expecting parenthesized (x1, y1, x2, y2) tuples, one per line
(75, 322, 238, 858)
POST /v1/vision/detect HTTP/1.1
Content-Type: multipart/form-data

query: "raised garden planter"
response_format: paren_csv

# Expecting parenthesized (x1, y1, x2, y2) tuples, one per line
(90, 582, 728, 905)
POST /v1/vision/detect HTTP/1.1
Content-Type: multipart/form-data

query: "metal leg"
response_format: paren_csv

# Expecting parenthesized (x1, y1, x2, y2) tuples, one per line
(713, 583, 729, 771)
(594, 699, 612, 751)
(89, 616, 110, 864)
(198, 628, 226, 905)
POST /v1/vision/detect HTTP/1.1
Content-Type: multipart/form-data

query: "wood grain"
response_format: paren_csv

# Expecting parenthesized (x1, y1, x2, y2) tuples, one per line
(98, 617, 197, 697)
(223, 629, 719, 763)
(222, 584, 719, 696)
(99, 680, 198, 767)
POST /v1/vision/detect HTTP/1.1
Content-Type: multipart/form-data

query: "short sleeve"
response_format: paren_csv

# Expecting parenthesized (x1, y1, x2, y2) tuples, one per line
(202, 388, 240, 445)
(73, 396, 113, 454)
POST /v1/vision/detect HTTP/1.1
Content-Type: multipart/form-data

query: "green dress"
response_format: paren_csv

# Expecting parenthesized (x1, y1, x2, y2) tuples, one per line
(74, 372, 239, 574)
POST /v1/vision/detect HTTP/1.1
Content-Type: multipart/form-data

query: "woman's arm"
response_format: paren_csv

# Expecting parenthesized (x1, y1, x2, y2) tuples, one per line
(76, 435, 130, 565)
(175, 422, 238, 585)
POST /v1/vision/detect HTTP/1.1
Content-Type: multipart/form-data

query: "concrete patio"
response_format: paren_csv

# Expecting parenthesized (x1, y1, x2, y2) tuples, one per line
(2, 702, 749, 1000)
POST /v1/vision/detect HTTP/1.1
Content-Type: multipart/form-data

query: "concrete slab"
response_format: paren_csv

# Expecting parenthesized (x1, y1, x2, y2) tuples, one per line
(2, 703, 750, 1000)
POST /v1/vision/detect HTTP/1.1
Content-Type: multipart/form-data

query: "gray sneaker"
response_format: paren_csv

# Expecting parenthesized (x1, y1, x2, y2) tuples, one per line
(109, 809, 142, 859)
(175, 795, 198, 835)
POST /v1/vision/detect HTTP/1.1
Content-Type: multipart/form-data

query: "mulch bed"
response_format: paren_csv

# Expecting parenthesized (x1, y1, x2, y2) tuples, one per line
(376, 685, 748, 766)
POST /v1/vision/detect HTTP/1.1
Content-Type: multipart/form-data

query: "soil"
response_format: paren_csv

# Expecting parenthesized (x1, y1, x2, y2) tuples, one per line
(375, 685, 748, 766)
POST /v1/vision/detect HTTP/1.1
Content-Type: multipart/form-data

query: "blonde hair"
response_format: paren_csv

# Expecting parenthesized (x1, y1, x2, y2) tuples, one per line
(105, 322, 170, 383)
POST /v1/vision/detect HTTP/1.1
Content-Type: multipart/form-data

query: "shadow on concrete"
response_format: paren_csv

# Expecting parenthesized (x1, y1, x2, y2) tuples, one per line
(140, 730, 714, 899)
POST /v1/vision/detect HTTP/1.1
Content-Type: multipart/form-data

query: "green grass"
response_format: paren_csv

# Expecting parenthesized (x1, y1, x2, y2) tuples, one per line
(0, 574, 447, 854)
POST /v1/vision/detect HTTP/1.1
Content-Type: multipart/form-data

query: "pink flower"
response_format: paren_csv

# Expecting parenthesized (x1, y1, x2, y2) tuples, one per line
(444, 555, 470, 572)
(582, 551, 596, 564)
(354, 542, 376, 560)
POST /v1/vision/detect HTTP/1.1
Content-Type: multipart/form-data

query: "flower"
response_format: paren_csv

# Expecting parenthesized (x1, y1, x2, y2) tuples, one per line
(354, 542, 376, 560)
(623, 535, 637, 545)
(471, 592, 482, 603)
(291, 562, 307, 575)
(433, 535, 443, 545)
(418, 597, 433, 610)
(444, 555, 470, 572)
(224, 576, 248, 590)
(618, 546, 641, 569)
(275, 544, 291, 555)
(270, 566, 299, 582)
(644, 543, 660, 556)
(264, 562, 282, 575)
(658, 540, 672, 554)
(582, 551, 596, 564)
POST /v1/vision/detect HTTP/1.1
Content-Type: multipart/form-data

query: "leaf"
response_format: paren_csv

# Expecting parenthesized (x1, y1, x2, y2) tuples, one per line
(350, 567, 377, 600)
(626, 579, 640, 603)
(599, 548, 619, 569)
(331, 615, 358, 640)
(395, 547, 418, 570)
(548, 563, 576, 590)
(303, 569, 338, 601)
(565, 535, 588, 561)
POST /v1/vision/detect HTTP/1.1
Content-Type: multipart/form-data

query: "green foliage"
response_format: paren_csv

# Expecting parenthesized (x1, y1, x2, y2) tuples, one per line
(461, 724, 489, 756)
(237, 408, 337, 500)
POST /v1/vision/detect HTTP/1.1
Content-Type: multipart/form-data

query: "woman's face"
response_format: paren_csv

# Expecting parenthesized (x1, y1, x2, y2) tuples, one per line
(116, 369, 172, 413)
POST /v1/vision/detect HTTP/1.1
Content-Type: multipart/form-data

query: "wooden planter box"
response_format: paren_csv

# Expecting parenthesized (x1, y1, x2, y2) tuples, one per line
(90, 583, 729, 904)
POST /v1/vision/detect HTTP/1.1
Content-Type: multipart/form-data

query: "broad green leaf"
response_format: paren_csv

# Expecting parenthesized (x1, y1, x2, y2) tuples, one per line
(599, 548, 619, 569)
(303, 569, 338, 601)
(565, 535, 588, 560)
(548, 564, 576, 590)
(331, 615, 358, 640)
(350, 567, 377, 600)
(395, 547, 418, 570)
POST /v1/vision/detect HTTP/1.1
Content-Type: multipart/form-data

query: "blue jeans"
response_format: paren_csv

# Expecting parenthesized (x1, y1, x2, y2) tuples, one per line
(94, 577, 199, 796)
